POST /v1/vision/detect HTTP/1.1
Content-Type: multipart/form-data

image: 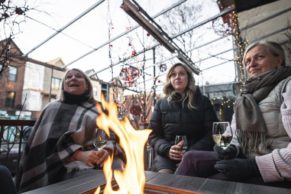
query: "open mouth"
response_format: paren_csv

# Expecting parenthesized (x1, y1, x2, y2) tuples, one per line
(69, 83, 79, 87)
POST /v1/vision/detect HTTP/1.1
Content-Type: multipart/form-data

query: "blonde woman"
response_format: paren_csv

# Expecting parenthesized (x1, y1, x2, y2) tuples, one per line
(17, 69, 123, 192)
(148, 63, 218, 173)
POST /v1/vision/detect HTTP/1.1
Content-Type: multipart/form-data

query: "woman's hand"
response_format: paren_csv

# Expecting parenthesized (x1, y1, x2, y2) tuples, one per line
(96, 149, 109, 167)
(72, 149, 109, 167)
(168, 141, 184, 161)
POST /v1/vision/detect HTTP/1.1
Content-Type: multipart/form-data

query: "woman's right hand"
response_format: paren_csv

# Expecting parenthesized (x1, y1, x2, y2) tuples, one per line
(168, 141, 184, 161)
(72, 149, 109, 167)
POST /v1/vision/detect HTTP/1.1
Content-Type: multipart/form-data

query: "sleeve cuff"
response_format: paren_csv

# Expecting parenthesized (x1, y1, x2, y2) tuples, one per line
(256, 153, 284, 182)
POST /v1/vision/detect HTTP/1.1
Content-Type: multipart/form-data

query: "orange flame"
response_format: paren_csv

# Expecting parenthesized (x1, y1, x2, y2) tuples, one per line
(95, 97, 151, 194)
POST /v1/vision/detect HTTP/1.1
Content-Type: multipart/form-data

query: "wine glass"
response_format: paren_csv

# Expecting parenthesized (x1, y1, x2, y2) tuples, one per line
(175, 135, 188, 152)
(212, 122, 232, 149)
(93, 130, 107, 150)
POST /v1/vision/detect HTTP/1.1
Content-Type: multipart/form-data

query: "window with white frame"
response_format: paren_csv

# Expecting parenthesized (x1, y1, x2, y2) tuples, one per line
(8, 66, 17, 82)
(51, 77, 62, 91)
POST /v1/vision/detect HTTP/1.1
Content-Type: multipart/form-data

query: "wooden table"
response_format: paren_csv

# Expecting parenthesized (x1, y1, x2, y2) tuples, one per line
(23, 169, 291, 194)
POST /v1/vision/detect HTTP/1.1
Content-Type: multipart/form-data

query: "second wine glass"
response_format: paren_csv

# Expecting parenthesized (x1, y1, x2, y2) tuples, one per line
(93, 130, 107, 150)
(212, 122, 232, 149)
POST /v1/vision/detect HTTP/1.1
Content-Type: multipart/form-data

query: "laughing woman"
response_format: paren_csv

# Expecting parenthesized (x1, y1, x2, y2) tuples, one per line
(16, 69, 123, 192)
(148, 63, 218, 173)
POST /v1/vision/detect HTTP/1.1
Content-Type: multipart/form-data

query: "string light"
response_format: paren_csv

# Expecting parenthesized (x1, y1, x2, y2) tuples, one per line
(229, 10, 247, 84)
(211, 96, 235, 121)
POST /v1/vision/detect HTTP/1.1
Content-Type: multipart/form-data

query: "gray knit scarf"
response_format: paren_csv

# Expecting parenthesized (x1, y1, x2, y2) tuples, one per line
(235, 66, 291, 156)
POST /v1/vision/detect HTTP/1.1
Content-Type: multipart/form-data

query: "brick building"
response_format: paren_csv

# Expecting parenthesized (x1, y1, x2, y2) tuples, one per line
(0, 38, 26, 117)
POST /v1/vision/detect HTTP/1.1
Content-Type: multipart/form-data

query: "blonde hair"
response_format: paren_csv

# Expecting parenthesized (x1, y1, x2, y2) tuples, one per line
(163, 63, 197, 109)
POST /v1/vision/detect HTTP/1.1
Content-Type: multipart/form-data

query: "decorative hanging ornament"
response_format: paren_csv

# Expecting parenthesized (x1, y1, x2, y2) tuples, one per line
(130, 104, 142, 116)
(119, 65, 140, 87)
(131, 50, 137, 56)
(159, 64, 167, 72)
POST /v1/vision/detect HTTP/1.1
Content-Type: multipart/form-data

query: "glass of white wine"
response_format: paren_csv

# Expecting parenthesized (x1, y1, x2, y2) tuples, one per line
(212, 122, 232, 149)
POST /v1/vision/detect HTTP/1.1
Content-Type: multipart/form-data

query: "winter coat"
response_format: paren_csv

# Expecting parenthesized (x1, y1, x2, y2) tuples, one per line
(231, 76, 291, 182)
(149, 88, 218, 157)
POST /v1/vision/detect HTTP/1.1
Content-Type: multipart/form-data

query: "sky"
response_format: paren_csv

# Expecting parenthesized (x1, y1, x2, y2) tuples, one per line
(1, 0, 236, 94)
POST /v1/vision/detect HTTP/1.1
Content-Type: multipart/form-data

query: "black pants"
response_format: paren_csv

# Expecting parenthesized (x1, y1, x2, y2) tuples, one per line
(0, 165, 17, 194)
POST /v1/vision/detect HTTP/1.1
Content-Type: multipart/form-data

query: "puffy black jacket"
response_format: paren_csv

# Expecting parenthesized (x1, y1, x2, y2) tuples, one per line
(149, 88, 218, 157)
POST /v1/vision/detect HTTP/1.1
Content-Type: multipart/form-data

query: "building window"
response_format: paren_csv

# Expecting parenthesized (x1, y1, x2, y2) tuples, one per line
(101, 83, 108, 100)
(5, 91, 16, 108)
(8, 66, 17, 82)
(51, 77, 61, 90)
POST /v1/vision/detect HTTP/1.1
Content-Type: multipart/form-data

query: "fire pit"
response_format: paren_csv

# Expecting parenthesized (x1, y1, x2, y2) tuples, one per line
(94, 99, 200, 194)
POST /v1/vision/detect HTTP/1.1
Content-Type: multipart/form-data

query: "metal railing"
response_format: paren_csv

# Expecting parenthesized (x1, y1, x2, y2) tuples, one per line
(0, 119, 35, 175)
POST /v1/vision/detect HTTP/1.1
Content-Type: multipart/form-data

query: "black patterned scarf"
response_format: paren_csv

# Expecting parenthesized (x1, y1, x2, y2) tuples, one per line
(235, 66, 291, 156)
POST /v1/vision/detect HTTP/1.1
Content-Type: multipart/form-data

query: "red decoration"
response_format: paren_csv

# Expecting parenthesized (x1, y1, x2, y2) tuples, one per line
(130, 104, 142, 116)
(131, 50, 137, 56)
(119, 66, 140, 87)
